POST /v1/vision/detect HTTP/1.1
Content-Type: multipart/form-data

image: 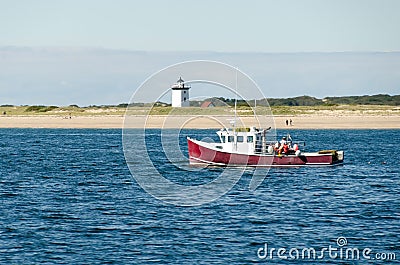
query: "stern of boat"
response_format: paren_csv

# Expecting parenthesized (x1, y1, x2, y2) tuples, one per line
(336, 150, 344, 163)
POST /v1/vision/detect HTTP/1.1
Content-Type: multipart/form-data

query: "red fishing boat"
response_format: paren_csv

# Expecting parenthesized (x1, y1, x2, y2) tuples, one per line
(187, 127, 344, 167)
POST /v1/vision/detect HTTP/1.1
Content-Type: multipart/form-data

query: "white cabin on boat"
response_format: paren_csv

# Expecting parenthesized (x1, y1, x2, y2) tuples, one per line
(214, 126, 273, 155)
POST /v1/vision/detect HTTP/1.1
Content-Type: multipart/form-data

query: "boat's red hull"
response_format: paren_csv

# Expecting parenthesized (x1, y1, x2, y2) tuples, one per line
(187, 138, 343, 166)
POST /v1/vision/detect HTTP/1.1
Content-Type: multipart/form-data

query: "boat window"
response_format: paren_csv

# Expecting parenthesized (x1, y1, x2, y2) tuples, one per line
(221, 136, 226, 143)
(237, 136, 244, 142)
(228, 136, 234, 142)
(247, 136, 254, 143)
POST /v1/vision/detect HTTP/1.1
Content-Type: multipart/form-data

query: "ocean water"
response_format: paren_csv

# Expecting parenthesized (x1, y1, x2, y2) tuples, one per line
(0, 128, 399, 264)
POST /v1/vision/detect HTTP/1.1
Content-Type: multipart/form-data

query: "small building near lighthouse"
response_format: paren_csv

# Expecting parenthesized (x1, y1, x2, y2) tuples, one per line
(171, 77, 190, 107)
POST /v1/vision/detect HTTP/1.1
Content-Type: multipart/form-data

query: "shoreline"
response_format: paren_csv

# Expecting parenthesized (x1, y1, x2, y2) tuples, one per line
(1, 115, 400, 129)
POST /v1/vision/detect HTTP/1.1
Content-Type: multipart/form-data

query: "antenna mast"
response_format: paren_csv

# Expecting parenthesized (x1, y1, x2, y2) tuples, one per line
(234, 68, 238, 151)
(234, 68, 238, 130)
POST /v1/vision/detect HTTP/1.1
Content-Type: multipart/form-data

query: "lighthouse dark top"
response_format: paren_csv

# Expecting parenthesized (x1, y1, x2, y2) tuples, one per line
(171, 77, 191, 90)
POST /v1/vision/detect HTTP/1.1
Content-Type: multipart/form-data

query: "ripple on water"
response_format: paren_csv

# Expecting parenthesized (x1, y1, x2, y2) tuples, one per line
(0, 129, 399, 264)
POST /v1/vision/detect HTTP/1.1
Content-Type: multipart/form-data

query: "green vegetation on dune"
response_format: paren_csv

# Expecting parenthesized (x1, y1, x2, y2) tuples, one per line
(1, 104, 399, 117)
(189, 94, 400, 107)
(324, 94, 400, 106)
(25, 105, 59, 112)
(259, 94, 399, 107)
(0, 105, 126, 116)
(1, 94, 399, 116)
(262, 96, 323, 106)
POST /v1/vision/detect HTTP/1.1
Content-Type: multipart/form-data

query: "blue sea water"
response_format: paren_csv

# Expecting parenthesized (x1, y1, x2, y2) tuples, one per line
(0, 128, 399, 264)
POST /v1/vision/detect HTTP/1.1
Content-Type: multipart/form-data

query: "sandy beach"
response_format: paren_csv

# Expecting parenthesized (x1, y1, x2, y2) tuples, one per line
(0, 115, 399, 129)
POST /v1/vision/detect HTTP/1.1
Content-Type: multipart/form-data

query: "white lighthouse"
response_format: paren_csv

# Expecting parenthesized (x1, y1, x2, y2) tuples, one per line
(171, 77, 190, 107)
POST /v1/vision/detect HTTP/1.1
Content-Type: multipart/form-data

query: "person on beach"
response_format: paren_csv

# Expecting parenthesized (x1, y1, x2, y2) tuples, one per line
(286, 120, 289, 126)
(290, 119, 293, 126)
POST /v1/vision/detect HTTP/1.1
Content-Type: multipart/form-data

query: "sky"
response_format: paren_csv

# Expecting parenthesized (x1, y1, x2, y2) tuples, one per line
(1, 0, 400, 105)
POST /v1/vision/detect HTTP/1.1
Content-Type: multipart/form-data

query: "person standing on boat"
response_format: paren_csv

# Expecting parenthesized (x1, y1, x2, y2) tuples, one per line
(278, 137, 289, 155)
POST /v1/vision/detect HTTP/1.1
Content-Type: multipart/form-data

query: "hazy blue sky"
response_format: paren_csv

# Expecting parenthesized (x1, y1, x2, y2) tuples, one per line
(1, 0, 399, 105)
(2, 0, 400, 52)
